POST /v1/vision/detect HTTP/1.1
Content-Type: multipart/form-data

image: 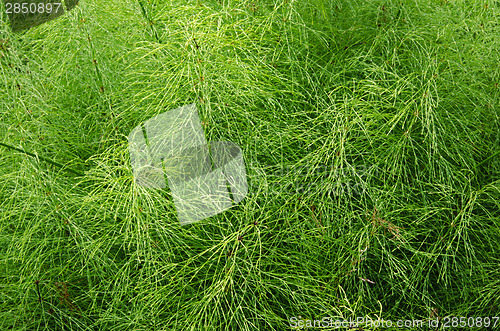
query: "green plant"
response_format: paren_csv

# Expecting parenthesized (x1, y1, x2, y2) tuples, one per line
(1, 0, 499, 330)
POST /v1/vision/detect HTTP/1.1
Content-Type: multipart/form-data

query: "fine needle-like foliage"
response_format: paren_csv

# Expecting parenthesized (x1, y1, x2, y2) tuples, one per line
(1, 0, 499, 330)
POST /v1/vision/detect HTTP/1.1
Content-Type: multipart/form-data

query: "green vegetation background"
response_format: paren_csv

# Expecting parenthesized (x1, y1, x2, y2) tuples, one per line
(0, 0, 499, 329)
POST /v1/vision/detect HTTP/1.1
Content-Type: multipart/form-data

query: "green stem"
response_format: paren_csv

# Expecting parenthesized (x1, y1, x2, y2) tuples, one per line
(475, 149, 500, 169)
(137, 0, 161, 43)
(0, 142, 84, 176)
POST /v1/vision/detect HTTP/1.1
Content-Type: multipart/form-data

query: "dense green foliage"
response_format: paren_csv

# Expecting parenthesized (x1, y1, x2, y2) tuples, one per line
(1, 0, 499, 329)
